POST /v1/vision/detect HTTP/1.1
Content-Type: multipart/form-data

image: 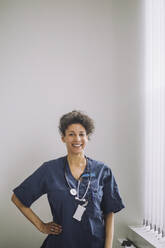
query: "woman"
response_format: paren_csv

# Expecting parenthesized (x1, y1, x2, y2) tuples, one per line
(11, 110, 125, 248)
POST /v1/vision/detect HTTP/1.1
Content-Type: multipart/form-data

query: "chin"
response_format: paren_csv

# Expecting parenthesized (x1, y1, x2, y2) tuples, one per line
(70, 150, 84, 155)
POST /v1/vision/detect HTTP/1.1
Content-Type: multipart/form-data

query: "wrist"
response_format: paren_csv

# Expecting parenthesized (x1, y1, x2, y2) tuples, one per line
(104, 238, 113, 248)
(36, 220, 45, 232)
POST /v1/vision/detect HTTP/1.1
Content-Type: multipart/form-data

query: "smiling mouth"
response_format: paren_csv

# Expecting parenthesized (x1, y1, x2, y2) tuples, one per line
(72, 144, 82, 147)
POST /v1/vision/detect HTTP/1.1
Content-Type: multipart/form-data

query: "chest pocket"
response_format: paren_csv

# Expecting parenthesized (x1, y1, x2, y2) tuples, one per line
(89, 179, 103, 214)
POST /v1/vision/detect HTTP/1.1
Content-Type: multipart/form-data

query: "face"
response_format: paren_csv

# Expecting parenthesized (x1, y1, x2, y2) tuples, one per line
(62, 123, 88, 155)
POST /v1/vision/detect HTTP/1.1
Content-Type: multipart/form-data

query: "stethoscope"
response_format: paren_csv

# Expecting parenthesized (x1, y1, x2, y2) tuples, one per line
(64, 157, 91, 203)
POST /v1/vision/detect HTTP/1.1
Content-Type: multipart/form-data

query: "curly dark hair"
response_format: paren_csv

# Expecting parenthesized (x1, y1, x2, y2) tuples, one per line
(58, 110, 95, 139)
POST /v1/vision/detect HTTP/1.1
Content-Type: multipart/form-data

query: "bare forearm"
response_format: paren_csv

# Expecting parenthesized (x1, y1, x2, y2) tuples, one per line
(11, 193, 43, 231)
(104, 212, 114, 248)
(11, 193, 62, 235)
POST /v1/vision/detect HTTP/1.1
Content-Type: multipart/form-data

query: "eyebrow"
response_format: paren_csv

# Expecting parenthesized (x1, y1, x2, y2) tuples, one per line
(68, 130, 85, 133)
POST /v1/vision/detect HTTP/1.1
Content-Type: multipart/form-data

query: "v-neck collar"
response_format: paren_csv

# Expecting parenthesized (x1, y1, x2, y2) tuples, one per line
(65, 155, 89, 183)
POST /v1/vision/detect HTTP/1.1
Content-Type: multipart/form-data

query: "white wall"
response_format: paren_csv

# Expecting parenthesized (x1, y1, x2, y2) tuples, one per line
(0, 1, 143, 247)
(110, 0, 144, 241)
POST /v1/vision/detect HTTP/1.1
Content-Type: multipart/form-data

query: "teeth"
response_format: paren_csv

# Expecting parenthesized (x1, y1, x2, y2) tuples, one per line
(72, 144, 81, 147)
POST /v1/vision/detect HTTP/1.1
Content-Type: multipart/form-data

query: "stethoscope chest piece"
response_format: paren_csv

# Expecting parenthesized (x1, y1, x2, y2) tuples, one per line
(70, 188, 77, 196)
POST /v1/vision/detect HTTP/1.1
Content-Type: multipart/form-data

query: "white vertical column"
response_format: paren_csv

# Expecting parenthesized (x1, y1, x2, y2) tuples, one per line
(144, 0, 153, 228)
(159, 0, 165, 234)
(161, 0, 165, 236)
(144, 0, 165, 235)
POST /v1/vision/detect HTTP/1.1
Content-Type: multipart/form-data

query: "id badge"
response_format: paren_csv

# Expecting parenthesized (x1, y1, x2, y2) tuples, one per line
(73, 204, 86, 221)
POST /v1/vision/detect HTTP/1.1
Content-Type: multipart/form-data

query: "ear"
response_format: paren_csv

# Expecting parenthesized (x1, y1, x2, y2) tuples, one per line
(61, 136, 65, 143)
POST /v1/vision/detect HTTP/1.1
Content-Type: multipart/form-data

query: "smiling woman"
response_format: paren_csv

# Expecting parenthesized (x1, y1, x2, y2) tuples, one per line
(11, 110, 125, 248)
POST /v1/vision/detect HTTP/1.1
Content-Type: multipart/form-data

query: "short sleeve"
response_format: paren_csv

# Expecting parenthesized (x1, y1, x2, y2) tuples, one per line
(101, 167, 125, 214)
(13, 163, 47, 207)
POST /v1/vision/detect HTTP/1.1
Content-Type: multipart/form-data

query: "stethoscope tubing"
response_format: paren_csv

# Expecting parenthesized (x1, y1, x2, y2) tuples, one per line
(64, 157, 91, 201)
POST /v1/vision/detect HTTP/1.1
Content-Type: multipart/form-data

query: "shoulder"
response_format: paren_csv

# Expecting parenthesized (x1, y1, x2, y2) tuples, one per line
(87, 156, 111, 169)
(87, 156, 113, 177)
(43, 156, 66, 167)
(40, 156, 66, 175)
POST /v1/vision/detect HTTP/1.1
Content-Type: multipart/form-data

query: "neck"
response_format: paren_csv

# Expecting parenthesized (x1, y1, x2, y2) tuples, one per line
(67, 153, 86, 168)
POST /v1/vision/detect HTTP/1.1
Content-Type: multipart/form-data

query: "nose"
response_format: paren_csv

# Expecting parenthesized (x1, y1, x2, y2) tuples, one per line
(74, 134, 81, 141)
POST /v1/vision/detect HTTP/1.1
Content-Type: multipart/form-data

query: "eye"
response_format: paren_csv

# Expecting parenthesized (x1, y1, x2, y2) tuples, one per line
(69, 133, 74, 136)
(80, 133, 85, 136)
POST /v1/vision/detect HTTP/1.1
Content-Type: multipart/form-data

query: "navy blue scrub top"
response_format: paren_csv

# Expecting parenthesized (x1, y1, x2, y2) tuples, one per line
(13, 156, 125, 248)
